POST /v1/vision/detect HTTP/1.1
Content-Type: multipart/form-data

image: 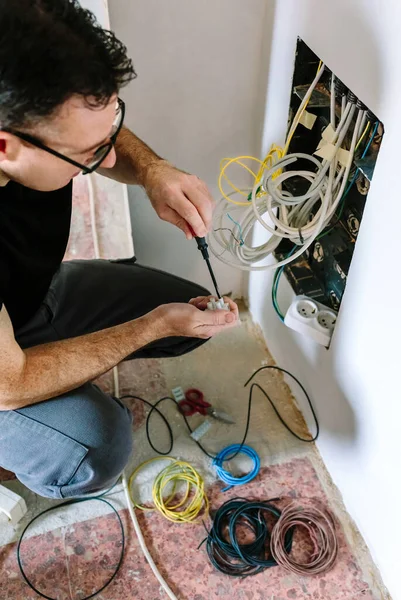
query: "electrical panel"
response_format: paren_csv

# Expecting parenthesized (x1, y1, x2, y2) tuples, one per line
(274, 39, 384, 311)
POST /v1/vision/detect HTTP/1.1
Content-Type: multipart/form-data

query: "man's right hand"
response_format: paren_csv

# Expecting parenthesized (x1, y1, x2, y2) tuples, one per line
(151, 295, 239, 339)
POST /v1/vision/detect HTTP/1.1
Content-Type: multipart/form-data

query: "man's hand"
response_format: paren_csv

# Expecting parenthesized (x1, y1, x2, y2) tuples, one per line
(143, 160, 215, 239)
(151, 296, 239, 339)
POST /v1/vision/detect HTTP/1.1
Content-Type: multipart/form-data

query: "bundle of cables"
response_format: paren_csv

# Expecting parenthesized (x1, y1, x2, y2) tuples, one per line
(271, 119, 379, 321)
(270, 501, 338, 575)
(128, 456, 208, 523)
(201, 497, 291, 577)
(201, 497, 338, 578)
(209, 64, 379, 273)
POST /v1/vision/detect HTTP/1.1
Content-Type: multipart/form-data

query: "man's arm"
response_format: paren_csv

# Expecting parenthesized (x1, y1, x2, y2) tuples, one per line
(98, 127, 214, 240)
(98, 127, 163, 186)
(0, 305, 162, 410)
(0, 297, 238, 410)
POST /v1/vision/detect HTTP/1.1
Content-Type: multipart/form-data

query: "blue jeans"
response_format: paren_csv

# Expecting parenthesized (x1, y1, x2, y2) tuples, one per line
(0, 258, 209, 498)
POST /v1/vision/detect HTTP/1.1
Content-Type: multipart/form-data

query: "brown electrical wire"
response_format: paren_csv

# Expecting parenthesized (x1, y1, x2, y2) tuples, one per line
(270, 501, 338, 576)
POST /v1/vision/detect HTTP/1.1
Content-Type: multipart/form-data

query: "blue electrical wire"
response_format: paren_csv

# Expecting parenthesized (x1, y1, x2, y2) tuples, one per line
(226, 213, 245, 245)
(213, 444, 260, 491)
(362, 121, 379, 158)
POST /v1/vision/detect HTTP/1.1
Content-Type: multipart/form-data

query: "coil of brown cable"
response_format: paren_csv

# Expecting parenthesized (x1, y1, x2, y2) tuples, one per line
(270, 501, 338, 576)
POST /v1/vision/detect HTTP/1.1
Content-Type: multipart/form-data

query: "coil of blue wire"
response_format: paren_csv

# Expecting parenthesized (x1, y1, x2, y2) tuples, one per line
(213, 444, 260, 491)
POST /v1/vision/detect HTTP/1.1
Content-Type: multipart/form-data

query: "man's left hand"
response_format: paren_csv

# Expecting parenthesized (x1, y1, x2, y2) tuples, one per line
(143, 160, 215, 239)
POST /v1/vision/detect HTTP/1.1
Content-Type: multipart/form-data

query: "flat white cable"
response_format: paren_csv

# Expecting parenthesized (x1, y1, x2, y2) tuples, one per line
(330, 73, 336, 129)
(284, 63, 326, 152)
(341, 95, 347, 117)
(358, 110, 368, 140)
(122, 473, 179, 600)
(324, 108, 363, 221)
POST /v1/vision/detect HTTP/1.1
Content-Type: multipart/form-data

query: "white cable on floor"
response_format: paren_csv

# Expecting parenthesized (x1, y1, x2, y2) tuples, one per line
(122, 473, 179, 600)
(87, 174, 178, 599)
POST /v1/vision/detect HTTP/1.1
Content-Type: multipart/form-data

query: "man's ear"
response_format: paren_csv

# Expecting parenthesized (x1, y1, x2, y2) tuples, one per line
(0, 135, 6, 157)
(0, 131, 19, 162)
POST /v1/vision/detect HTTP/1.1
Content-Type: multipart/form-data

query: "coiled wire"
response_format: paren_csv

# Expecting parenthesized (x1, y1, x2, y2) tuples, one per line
(129, 457, 208, 523)
(202, 498, 338, 578)
(201, 497, 292, 577)
(212, 444, 260, 491)
(270, 501, 338, 575)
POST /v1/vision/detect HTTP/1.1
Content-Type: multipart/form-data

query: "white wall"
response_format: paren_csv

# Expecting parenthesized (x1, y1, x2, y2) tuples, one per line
(250, 1, 401, 597)
(108, 0, 272, 296)
(79, 0, 110, 28)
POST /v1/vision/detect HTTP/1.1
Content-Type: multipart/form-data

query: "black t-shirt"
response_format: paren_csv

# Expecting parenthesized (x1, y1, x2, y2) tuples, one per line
(0, 180, 72, 329)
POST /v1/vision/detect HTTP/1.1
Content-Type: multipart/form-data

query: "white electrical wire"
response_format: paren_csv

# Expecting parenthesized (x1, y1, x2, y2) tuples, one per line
(209, 71, 364, 272)
(122, 473, 179, 600)
(330, 73, 336, 129)
(88, 172, 178, 600)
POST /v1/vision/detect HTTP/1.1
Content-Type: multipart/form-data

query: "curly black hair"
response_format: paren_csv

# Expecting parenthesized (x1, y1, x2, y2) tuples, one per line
(0, 0, 136, 128)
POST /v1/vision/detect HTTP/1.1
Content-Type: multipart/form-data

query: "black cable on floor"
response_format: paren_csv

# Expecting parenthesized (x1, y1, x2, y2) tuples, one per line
(123, 364, 319, 462)
(17, 488, 124, 600)
(17, 365, 317, 596)
(244, 365, 319, 442)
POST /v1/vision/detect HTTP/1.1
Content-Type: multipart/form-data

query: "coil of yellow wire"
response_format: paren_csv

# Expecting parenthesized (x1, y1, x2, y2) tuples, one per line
(128, 457, 209, 524)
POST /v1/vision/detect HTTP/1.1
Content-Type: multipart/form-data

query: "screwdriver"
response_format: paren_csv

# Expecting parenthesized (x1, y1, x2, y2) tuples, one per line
(189, 227, 222, 299)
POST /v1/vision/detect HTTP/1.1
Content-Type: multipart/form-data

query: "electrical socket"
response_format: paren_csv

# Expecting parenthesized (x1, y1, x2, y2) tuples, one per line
(284, 295, 337, 347)
(317, 310, 337, 330)
(296, 298, 319, 319)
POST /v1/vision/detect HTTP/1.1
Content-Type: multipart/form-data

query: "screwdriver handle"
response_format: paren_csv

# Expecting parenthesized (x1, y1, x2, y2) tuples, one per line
(188, 225, 210, 260)
(195, 236, 209, 260)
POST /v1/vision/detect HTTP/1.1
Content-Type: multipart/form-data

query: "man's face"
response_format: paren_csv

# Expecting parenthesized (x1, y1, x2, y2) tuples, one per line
(0, 94, 118, 191)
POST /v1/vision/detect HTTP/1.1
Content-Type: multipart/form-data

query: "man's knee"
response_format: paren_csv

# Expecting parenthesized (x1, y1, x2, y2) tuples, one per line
(59, 393, 134, 498)
(11, 386, 134, 499)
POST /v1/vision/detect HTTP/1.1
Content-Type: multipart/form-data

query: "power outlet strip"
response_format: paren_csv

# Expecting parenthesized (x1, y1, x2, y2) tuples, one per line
(284, 295, 337, 347)
(0, 485, 27, 525)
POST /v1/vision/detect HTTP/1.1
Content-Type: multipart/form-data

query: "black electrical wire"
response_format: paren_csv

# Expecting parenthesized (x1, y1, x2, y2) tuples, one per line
(244, 366, 319, 442)
(17, 366, 317, 597)
(199, 497, 293, 577)
(123, 364, 319, 463)
(17, 490, 124, 600)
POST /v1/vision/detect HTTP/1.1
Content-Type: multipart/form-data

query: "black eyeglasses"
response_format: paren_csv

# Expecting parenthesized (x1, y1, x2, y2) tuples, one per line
(1, 97, 125, 175)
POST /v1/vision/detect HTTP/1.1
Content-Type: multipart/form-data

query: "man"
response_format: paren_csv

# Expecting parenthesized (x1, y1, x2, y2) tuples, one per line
(0, 0, 238, 499)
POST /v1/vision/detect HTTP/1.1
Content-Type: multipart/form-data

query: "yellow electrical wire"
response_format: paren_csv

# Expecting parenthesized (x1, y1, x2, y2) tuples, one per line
(218, 156, 265, 205)
(153, 461, 208, 523)
(128, 457, 208, 523)
(218, 61, 324, 207)
(355, 120, 370, 151)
